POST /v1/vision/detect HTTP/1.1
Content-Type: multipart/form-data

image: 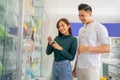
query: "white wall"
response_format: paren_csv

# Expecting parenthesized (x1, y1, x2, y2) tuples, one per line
(45, 0, 120, 23)
(45, 0, 120, 38)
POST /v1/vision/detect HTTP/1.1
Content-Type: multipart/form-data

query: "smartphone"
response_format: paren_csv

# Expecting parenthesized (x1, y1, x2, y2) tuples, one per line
(50, 41, 55, 45)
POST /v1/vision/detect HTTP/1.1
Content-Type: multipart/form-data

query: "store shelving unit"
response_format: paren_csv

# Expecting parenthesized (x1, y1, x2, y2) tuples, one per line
(102, 37, 120, 80)
(0, 0, 50, 80)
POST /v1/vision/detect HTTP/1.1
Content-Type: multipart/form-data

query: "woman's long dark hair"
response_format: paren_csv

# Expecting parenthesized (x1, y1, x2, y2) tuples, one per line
(56, 18, 72, 36)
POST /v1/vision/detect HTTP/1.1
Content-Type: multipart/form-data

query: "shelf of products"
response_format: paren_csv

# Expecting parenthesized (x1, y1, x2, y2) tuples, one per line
(110, 37, 120, 59)
(0, 0, 50, 80)
(0, 0, 19, 80)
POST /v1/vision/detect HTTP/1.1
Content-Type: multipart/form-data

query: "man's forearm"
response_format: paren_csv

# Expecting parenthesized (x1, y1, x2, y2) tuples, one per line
(88, 45, 110, 54)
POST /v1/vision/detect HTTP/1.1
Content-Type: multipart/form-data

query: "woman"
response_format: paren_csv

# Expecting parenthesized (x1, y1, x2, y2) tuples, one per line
(46, 18, 77, 80)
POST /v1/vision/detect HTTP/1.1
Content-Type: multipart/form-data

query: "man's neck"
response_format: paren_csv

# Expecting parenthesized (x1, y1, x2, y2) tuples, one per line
(87, 19, 94, 24)
(84, 20, 94, 26)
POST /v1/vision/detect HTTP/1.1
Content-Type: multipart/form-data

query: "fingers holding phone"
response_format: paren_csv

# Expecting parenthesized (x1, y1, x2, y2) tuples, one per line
(52, 41, 62, 51)
(48, 36, 53, 45)
(47, 36, 62, 50)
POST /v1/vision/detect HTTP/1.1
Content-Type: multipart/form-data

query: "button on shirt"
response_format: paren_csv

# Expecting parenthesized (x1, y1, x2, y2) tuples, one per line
(76, 21, 110, 69)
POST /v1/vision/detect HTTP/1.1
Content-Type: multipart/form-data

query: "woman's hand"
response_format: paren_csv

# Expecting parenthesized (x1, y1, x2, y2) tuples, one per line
(47, 36, 53, 45)
(52, 41, 62, 51)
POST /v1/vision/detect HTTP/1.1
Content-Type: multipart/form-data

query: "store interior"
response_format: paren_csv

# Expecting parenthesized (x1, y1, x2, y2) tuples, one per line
(0, 0, 120, 80)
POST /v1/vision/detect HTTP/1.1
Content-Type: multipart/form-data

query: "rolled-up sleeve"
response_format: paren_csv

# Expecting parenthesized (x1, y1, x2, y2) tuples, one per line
(97, 25, 110, 45)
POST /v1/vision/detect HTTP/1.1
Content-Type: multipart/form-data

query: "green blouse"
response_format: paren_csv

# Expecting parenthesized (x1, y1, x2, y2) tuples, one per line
(46, 35, 77, 61)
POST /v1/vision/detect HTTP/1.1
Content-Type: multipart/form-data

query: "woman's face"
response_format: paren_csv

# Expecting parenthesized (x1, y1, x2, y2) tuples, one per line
(58, 21, 70, 35)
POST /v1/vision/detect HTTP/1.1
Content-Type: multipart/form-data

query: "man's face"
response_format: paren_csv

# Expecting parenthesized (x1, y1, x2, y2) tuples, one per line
(78, 10, 92, 24)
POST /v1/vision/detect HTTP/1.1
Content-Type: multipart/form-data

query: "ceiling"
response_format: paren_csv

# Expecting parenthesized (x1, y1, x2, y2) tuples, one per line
(45, 0, 120, 23)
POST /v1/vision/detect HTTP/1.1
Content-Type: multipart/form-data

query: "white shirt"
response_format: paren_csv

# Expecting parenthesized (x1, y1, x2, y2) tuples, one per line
(76, 21, 110, 69)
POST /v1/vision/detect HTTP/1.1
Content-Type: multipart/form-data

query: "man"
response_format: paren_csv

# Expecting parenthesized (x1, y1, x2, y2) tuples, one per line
(72, 4, 110, 80)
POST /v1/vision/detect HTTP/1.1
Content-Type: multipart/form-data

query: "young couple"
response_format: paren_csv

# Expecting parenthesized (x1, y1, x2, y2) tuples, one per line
(46, 3, 110, 80)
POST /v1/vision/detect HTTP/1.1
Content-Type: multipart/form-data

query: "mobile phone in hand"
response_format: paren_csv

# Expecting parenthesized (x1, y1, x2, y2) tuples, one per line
(50, 41, 55, 45)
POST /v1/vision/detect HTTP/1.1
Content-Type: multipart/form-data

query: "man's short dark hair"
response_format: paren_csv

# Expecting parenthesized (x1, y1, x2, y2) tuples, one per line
(78, 4, 92, 12)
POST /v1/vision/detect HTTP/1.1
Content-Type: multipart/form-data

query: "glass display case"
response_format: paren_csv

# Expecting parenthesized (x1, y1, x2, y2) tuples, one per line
(102, 62, 120, 80)
(0, 0, 19, 80)
(0, 0, 50, 80)
(110, 37, 120, 59)
(102, 37, 120, 80)
(21, 0, 50, 80)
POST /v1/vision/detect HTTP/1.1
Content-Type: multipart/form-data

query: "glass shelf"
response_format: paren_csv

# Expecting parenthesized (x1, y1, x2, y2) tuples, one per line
(0, 0, 50, 80)
(0, 0, 19, 80)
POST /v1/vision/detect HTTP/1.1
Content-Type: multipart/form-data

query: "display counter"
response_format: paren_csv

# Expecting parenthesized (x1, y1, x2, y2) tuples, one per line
(102, 58, 120, 80)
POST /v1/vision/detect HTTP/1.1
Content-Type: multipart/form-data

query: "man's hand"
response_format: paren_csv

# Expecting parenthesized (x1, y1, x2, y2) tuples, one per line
(78, 45, 89, 54)
(72, 68, 77, 78)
